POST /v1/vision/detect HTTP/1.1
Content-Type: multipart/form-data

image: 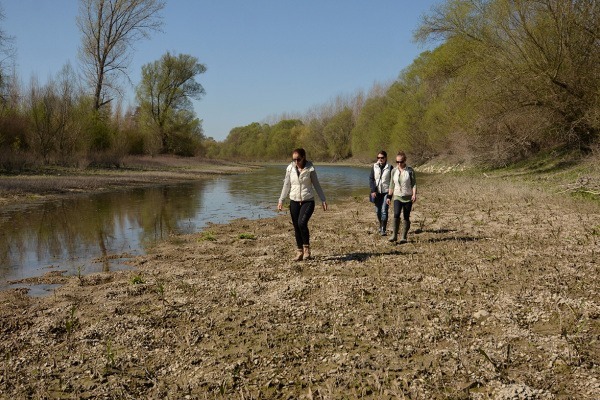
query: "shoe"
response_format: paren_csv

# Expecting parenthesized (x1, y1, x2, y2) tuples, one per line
(303, 245, 311, 260)
(293, 248, 303, 261)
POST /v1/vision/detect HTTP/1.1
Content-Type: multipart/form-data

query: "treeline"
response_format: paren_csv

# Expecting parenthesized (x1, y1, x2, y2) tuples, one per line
(0, 0, 208, 171)
(216, 0, 600, 166)
(2, 0, 598, 170)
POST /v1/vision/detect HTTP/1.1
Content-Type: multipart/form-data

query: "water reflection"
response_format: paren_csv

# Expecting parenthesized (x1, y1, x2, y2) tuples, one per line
(0, 164, 369, 288)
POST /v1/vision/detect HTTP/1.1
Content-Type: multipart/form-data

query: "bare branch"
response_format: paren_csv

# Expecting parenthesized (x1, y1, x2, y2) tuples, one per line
(77, 0, 165, 112)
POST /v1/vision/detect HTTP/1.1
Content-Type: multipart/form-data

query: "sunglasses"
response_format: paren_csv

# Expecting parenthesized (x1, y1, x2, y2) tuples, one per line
(292, 158, 302, 162)
(396, 160, 406, 164)
(377, 156, 385, 159)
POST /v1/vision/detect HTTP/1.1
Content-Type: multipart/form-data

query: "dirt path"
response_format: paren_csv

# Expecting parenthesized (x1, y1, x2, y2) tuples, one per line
(1, 173, 599, 399)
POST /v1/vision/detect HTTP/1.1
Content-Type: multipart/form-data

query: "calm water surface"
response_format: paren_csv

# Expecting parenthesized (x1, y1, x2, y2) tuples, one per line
(0, 164, 369, 292)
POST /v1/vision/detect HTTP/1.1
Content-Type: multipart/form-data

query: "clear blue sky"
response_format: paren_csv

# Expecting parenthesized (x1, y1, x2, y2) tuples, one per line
(2, 0, 440, 141)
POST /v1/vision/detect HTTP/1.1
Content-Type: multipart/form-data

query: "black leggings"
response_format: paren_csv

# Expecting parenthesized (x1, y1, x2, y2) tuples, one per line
(393, 200, 413, 221)
(289, 200, 315, 248)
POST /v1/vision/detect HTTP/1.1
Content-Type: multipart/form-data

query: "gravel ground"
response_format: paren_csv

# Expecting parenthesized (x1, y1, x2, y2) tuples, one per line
(1, 172, 599, 399)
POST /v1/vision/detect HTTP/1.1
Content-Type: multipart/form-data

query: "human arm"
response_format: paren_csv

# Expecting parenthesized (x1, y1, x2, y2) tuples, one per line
(410, 169, 417, 203)
(310, 170, 327, 211)
(386, 170, 396, 205)
(369, 167, 377, 200)
(277, 167, 292, 211)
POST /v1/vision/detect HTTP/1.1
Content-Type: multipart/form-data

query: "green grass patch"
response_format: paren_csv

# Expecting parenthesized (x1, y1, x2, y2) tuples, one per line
(130, 274, 144, 285)
(199, 231, 217, 241)
(238, 233, 256, 240)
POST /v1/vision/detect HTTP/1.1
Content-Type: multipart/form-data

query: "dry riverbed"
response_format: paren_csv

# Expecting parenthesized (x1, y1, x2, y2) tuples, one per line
(1, 170, 599, 399)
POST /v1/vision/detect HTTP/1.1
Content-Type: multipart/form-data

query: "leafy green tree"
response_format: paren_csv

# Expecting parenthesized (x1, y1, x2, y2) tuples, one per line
(221, 122, 266, 160)
(416, 0, 600, 162)
(323, 108, 354, 161)
(136, 52, 207, 155)
(351, 94, 397, 160)
(298, 119, 329, 161)
(266, 119, 303, 160)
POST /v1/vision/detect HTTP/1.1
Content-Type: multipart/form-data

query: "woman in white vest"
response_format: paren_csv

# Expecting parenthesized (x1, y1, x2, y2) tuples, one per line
(386, 151, 417, 243)
(369, 150, 393, 235)
(278, 148, 328, 261)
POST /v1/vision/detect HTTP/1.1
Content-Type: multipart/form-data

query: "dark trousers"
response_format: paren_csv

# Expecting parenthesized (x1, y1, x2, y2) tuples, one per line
(289, 200, 315, 248)
(393, 200, 413, 221)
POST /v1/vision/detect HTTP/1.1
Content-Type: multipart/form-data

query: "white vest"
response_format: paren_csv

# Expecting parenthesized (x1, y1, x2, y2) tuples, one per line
(373, 163, 392, 193)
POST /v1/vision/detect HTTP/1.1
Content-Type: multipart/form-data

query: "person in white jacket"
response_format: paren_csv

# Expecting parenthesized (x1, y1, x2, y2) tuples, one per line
(386, 151, 417, 243)
(278, 148, 328, 261)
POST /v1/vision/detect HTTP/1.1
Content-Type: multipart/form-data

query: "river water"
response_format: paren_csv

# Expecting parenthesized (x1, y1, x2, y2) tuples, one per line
(0, 164, 370, 293)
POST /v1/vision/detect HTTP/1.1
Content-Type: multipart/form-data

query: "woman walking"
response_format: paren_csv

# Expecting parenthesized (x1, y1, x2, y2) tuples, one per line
(278, 148, 328, 261)
(369, 150, 393, 235)
(386, 151, 417, 243)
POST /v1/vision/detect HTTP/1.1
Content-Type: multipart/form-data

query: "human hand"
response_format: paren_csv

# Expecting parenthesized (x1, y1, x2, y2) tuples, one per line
(322, 202, 328, 211)
(277, 202, 283, 211)
(371, 192, 376, 200)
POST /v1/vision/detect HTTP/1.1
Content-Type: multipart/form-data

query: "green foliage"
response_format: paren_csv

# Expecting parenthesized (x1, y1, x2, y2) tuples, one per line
(215, 0, 599, 166)
(238, 233, 256, 240)
(323, 108, 354, 161)
(130, 274, 144, 285)
(414, 0, 600, 164)
(351, 95, 395, 159)
(266, 119, 303, 159)
(199, 231, 216, 241)
(220, 120, 304, 161)
(136, 52, 207, 156)
(87, 112, 113, 152)
(1, 0, 598, 168)
(65, 305, 79, 339)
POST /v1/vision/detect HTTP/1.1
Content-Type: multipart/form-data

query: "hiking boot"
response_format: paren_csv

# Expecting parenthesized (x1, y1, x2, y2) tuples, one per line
(399, 220, 410, 244)
(380, 219, 388, 236)
(389, 217, 400, 242)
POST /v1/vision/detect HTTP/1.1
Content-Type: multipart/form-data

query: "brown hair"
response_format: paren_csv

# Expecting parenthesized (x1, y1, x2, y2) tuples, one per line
(292, 148, 306, 159)
(292, 148, 307, 168)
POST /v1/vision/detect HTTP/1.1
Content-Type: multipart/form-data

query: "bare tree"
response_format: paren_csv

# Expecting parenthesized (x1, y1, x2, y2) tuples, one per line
(0, 5, 15, 108)
(77, 0, 165, 112)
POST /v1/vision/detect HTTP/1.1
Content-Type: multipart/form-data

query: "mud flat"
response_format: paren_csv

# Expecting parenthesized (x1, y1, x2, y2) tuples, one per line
(1, 172, 599, 399)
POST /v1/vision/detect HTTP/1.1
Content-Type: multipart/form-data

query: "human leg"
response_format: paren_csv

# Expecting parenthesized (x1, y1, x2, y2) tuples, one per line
(374, 194, 387, 235)
(289, 200, 304, 260)
(389, 199, 401, 242)
(297, 201, 316, 259)
(399, 201, 413, 243)
(380, 194, 389, 235)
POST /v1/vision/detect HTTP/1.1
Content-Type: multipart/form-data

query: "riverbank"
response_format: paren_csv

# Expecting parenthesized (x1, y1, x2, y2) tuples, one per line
(0, 155, 257, 206)
(1, 169, 598, 398)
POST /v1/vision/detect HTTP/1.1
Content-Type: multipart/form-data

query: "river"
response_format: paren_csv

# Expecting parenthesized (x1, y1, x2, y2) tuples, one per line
(0, 164, 370, 293)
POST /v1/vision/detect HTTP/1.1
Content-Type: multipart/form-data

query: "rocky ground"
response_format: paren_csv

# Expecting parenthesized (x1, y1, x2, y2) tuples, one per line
(0, 171, 599, 399)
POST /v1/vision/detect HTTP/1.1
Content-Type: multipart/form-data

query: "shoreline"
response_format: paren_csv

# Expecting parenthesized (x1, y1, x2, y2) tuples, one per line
(1, 172, 598, 398)
(0, 155, 259, 207)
